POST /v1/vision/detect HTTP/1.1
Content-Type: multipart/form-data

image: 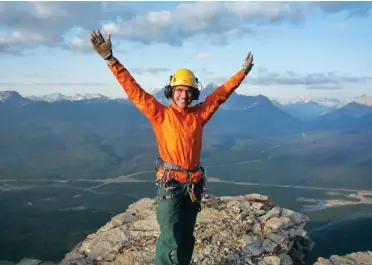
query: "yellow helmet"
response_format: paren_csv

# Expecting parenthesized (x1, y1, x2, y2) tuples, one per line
(170, 68, 198, 89)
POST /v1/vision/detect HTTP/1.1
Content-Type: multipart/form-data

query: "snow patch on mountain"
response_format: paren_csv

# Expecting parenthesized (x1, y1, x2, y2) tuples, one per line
(287, 96, 342, 107)
(27, 93, 113, 102)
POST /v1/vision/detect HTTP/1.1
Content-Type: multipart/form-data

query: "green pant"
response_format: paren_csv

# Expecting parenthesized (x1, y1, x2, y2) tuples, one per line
(154, 179, 203, 265)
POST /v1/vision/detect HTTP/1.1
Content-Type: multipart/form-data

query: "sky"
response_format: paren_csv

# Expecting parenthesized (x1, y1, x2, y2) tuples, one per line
(1, 1, 372, 103)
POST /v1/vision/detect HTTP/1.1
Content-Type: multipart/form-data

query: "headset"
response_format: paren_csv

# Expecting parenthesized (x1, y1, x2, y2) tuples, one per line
(163, 74, 202, 101)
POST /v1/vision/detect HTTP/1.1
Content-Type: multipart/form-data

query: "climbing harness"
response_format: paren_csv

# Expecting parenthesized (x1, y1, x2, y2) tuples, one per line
(154, 157, 208, 203)
(155, 157, 202, 176)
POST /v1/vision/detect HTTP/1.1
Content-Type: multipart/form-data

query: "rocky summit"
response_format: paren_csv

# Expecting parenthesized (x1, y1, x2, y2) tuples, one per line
(5, 193, 372, 265)
(59, 193, 315, 265)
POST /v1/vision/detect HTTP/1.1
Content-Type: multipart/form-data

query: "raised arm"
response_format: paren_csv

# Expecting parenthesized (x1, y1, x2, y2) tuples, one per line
(107, 58, 164, 123)
(199, 52, 254, 125)
(90, 29, 164, 124)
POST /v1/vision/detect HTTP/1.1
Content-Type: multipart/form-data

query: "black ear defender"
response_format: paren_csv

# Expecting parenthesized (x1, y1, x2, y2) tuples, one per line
(163, 75, 173, 99)
(192, 77, 200, 101)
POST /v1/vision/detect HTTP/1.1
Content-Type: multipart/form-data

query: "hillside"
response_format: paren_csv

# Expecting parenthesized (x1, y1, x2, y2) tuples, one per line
(1, 90, 372, 189)
(275, 101, 337, 121)
(203, 95, 305, 137)
(309, 102, 372, 131)
(275, 95, 372, 122)
(0, 90, 304, 179)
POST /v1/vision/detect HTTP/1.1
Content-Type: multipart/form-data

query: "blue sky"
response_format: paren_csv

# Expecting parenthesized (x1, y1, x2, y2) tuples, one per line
(1, 1, 371, 102)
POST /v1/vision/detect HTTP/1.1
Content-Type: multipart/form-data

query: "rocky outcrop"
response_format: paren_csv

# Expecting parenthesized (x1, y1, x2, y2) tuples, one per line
(313, 251, 372, 265)
(6, 193, 372, 265)
(60, 193, 315, 265)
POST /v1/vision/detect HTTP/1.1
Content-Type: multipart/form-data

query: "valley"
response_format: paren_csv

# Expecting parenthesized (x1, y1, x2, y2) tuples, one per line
(3, 176, 372, 212)
(1, 90, 372, 263)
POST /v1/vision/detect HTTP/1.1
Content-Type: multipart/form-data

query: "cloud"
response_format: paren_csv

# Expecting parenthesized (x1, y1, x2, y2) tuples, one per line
(107, 1, 304, 46)
(213, 70, 372, 89)
(226, 2, 308, 24)
(0, 81, 116, 87)
(305, 85, 343, 90)
(199, 68, 215, 76)
(195, 53, 212, 61)
(249, 70, 372, 87)
(131, 67, 170, 75)
(311, 1, 372, 17)
(0, 2, 138, 54)
(147, 10, 172, 26)
(255, 67, 269, 74)
(0, 43, 17, 55)
(334, 22, 349, 29)
(1, 1, 371, 55)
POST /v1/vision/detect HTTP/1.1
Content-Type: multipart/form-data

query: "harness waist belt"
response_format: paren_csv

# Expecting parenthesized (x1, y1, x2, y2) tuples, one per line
(155, 158, 201, 174)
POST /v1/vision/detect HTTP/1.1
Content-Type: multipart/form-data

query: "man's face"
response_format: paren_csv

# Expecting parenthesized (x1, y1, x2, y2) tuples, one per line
(173, 85, 193, 109)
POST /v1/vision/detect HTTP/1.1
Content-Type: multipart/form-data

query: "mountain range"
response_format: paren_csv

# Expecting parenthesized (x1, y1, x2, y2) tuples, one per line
(274, 94, 372, 121)
(1, 87, 372, 181)
(1, 87, 372, 135)
(4, 84, 371, 113)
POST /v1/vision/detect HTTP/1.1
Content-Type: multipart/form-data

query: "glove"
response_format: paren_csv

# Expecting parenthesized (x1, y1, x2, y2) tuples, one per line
(90, 29, 113, 60)
(242, 51, 254, 75)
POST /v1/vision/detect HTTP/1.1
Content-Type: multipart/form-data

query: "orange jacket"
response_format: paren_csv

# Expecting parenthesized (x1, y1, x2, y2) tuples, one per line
(108, 59, 247, 183)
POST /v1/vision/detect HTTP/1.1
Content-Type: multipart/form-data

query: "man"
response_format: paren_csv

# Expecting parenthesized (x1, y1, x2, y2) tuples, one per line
(90, 29, 254, 265)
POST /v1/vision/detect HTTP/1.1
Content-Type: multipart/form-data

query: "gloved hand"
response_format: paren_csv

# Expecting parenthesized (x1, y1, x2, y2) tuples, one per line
(90, 29, 113, 60)
(242, 51, 254, 75)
